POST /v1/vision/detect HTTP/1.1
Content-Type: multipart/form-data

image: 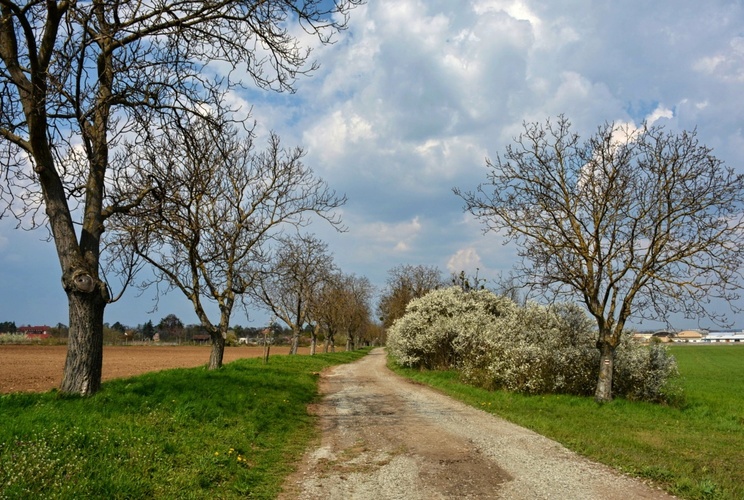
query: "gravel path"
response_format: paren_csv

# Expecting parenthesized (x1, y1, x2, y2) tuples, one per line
(279, 348, 675, 499)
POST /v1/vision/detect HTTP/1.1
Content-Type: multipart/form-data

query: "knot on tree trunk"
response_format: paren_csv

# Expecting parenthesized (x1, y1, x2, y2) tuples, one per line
(62, 268, 108, 300)
(73, 272, 96, 292)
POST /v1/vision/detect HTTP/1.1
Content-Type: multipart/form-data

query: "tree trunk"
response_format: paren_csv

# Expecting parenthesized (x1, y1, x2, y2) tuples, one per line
(208, 333, 226, 369)
(310, 333, 317, 355)
(60, 291, 106, 395)
(324, 331, 335, 353)
(594, 340, 615, 402)
(290, 329, 300, 355)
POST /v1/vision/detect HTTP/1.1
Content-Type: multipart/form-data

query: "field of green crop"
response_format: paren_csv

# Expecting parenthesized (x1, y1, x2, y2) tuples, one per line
(390, 344, 744, 500)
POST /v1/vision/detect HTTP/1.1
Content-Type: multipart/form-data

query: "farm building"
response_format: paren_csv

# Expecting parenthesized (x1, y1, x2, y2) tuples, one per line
(704, 330, 744, 343)
(674, 330, 705, 343)
(650, 330, 676, 343)
(18, 325, 51, 339)
(633, 329, 743, 344)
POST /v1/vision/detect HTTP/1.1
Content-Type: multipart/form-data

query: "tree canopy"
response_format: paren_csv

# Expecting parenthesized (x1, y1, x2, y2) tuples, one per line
(377, 264, 444, 329)
(455, 116, 744, 401)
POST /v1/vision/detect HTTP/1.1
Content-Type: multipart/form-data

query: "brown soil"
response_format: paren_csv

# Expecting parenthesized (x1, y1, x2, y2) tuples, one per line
(0, 344, 307, 394)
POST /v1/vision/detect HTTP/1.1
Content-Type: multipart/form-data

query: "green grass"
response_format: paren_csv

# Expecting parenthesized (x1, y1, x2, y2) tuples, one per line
(389, 344, 744, 500)
(0, 349, 369, 499)
(4, 345, 741, 499)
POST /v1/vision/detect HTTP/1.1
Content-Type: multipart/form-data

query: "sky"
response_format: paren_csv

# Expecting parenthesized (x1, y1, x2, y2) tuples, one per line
(2, 0, 744, 331)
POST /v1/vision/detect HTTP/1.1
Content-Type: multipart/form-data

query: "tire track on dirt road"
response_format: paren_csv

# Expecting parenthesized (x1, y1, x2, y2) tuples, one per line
(280, 348, 675, 499)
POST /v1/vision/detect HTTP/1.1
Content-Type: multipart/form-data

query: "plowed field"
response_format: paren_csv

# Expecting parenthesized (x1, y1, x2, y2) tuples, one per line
(0, 344, 307, 394)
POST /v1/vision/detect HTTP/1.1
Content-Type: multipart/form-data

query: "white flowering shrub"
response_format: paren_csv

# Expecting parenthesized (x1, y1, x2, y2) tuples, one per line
(388, 287, 679, 403)
(480, 302, 598, 395)
(613, 335, 681, 403)
(0, 334, 33, 345)
(386, 287, 515, 370)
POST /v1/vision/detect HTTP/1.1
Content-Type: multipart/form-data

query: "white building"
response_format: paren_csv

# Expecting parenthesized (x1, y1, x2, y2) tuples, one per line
(703, 330, 744, 343)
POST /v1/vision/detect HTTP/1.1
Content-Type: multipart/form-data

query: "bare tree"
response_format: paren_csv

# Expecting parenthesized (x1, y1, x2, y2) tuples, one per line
(251, 234, 337, 355)
(314, 272, 374, 352)
(312, 273, 346, 353)
(455, 116, 744, 402)
(340, 274, 374, 350)
(0, 0, 361, 394)
(110, 116, 344, 368)
(377, 264, 444, 329)
(450, 269, 487, 292)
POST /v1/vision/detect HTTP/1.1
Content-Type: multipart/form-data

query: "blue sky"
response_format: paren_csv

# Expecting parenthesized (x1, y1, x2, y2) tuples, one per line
(2, 0, 744, 330)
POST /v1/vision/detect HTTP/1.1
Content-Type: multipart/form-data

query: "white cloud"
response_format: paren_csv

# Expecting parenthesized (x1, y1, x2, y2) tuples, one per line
(447, 247, 483, 274)
(352, 216, 423, 256)
(5, 0, 744, 329)
(647, 105, 674, 125)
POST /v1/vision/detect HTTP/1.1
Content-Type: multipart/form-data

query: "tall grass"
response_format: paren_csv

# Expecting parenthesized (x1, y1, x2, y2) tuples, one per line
(389, 345, 744, 500)
(0, 349, 368, 499)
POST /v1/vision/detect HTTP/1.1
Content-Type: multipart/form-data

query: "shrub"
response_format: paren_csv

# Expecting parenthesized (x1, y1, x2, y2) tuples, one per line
(386, 287, 515, 370)
(613, 336, 681, 403)
(0, 334, 32, 345)
(387, 287, 680, 403)
(480, 302, 598, 395)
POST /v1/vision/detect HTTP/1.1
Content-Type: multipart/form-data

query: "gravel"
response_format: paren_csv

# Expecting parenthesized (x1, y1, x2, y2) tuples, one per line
(279, 348, 676, 499)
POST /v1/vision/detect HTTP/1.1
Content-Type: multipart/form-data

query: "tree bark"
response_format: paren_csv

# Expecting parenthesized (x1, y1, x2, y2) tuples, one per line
(346, 332, 354, 352)
(60, 291, 106, 395)
(324, 331, 335, 353)
(208, 334, 226, 369)
(290, 329, 300, 355)
(594, 340, 615, 403)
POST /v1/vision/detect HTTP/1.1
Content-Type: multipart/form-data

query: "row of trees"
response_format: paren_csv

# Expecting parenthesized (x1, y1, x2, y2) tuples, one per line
(0, 0, 363, 394)
(0, 322, 17, 333)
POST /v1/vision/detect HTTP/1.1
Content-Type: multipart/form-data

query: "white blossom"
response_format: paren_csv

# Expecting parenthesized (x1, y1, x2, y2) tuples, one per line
(388, 287, 679, 402)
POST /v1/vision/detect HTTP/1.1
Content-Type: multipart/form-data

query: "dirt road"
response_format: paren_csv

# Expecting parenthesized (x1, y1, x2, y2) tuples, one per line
(280, 348, 674, 500)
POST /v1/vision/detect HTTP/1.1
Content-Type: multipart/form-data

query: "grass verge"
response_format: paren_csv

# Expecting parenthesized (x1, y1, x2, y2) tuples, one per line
(0, 349, 369, 499)
(389, 345, 744, 500)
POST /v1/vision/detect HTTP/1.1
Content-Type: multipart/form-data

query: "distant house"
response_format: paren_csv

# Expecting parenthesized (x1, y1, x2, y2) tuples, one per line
(192, 334, 210, 344)
(674, 330, 705, 343)
(631, 331, 653, 342)
(18, 325, 51, 339)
